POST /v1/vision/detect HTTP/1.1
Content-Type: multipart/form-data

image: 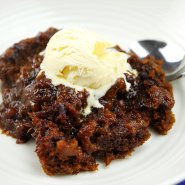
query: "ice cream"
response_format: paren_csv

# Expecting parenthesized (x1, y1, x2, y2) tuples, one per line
(40, 28, 137, 115)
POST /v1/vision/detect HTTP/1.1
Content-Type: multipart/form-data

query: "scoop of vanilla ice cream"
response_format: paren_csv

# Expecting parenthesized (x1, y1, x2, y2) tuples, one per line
(40, 28, 137, 115)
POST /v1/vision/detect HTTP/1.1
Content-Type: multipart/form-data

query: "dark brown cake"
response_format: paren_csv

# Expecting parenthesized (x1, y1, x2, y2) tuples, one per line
(0, 28, 175, 175)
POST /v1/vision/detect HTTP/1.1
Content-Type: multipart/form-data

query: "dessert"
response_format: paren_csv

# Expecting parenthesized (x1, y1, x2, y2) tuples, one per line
(0, 28, 175, 175)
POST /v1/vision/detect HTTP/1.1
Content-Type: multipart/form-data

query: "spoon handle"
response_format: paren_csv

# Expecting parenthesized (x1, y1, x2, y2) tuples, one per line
(175, 72, 185, 80)
(167, 63, 185, 81)
(167, 71, 185, 81)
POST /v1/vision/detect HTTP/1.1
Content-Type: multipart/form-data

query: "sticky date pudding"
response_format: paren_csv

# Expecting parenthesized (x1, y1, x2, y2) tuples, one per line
(0, 28, 175, 175)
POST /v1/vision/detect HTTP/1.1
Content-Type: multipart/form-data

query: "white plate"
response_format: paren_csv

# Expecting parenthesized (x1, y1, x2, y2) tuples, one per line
(0, 0, 185, 185)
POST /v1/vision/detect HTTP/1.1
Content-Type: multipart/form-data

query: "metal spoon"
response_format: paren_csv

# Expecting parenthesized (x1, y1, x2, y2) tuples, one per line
(130, 40, 185, 81)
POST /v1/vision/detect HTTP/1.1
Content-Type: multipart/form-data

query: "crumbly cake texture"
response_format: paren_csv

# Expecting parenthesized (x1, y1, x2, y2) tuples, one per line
(0, 28, 175, 175)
